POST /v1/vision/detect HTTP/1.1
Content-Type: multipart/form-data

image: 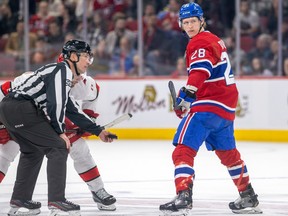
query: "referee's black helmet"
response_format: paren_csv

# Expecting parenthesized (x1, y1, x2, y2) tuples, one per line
(62, 39, 92, 59)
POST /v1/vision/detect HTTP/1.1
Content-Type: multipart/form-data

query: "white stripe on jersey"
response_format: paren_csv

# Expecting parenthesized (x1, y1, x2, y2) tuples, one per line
(204, 77, 225, 82)
(192, 99, 236, 112)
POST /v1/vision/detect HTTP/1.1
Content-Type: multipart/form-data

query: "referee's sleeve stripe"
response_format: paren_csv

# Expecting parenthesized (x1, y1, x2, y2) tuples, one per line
(54, 70, 64, 132)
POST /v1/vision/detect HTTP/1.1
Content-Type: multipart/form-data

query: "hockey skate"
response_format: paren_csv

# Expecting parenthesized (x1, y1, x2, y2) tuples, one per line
(159, 187, 193, 216)
(48, 200, 80, 216)
(8, 199, 41, 216)
(92, 188, 116, 211)
(229, 183, 263, 214)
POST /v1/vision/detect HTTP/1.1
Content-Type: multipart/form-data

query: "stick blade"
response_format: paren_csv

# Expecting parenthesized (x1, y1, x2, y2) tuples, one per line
(168, 80, 177, 108)
(103, 113, 132, 129)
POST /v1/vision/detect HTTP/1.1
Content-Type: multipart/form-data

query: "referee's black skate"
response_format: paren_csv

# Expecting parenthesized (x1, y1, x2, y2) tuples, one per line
(159, 185, 193, 216)
(92, 188, 116, 211)
(48, 200, 80, 216)
(8, 199, 41, 216)
(229, 183, 263, 214)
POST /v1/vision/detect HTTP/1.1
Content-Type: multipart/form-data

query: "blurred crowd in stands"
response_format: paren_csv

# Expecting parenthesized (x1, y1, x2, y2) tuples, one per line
(0, 0, 288, 77)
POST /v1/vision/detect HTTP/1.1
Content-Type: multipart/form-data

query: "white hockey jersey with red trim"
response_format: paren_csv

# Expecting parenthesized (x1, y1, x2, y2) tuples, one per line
(185, 31, 238, 120)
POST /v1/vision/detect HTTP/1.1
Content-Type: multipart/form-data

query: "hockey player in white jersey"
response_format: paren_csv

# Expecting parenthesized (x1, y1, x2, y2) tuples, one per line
(0, 69, 116, 215)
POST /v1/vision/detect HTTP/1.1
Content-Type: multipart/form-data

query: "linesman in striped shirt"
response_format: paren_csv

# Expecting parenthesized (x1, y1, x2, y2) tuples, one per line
(0, 39, 115, 216)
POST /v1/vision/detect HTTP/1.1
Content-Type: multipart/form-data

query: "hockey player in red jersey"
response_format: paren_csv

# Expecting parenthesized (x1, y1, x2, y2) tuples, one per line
(0, 58, 116, 215)
(159, 2, 262, 215)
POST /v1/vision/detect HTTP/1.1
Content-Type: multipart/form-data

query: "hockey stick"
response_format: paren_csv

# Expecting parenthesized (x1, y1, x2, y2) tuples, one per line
(100, 113, 132, 130)
(100, 113, 132, 139)
(168, 80, 180, 110)
(66, 113, 132, 133)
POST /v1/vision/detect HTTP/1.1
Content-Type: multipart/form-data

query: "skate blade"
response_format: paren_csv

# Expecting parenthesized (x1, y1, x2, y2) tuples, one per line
(8, 207, 40, 216)
(49, 209, 81, 216)
(160, 209, 192, 216)
(97, 203, 116, 211)
(232, 206, 263, 214)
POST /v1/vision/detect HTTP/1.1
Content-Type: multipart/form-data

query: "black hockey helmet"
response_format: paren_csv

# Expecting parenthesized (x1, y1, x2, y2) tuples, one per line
(62, 39, 93, 62)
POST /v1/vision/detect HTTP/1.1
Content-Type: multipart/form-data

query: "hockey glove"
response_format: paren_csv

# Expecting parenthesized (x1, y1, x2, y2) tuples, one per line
(0, 123, 11, 144)
(65, 117, 92, 143)
(174, 87, 196, 119)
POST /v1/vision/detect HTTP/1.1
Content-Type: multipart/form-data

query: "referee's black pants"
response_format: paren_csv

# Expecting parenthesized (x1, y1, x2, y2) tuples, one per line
(0, 96, 68, 202)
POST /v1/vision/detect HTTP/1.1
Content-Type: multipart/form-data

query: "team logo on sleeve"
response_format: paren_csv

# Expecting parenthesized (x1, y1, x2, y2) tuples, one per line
(66, 79, 73, 87)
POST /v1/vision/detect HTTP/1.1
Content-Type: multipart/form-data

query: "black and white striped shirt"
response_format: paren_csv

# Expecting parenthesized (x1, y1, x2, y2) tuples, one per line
(10, 61, 102, 135)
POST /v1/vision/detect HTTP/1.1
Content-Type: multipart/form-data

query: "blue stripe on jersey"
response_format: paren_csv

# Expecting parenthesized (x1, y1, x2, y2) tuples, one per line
(209, 62, 226, 80)
(228, 165, 248, 177)
(209, 61, 234, 80)
(174, 166, 194, 176)
(189, 60, 212, 75)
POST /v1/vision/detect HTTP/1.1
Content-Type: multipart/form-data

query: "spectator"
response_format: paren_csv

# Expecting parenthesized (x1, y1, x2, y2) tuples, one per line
(111, 0, 127, 15)
(47, 0, 63, 17)
(31, 51, 45, 64)
(215, 0, 235, 31)
(266, 0, 287, 35)
(143, 13, 174, 75)
(64, 32, 76, 42)
(204, 0, 226, 38)
(124, 0, 137, 20)
(44, 20, 64, 62)
(5, 20, 37, 63)
(90, 39, 110, 75)
(75, 0, 94, 20)
(105, 12, 136, 57)
(46, 20, 64, 44)
(56, 2, 79, 35)
(93, 0, 114, 20)
(160, 16, 185, 65)
(29, 1, 55, 37)
(0, 3, 19, 37)
(223, 36, 248, 75)
(247, 33, 272, 69)
(282, 18, 288, 52)
(92, 0, 127, 21)
(283, 56, 288, 76)
(87, 11, 108, 48)
(157, 0, 182, 32)
(267, 39, 279, 75)
(7, 0, 36, 16)
(31, 36, 50, 68)
(143, 3, 157, 29)
(249, 57, 273, 76)
(109, 36, 137, 76)
(233, 0, 260, 38)
(128, 54, 153, 76)
(171, 57, 186, 77)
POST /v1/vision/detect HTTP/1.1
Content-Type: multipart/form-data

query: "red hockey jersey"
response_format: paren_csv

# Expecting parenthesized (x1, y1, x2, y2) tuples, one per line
(185, 31, 238, 120)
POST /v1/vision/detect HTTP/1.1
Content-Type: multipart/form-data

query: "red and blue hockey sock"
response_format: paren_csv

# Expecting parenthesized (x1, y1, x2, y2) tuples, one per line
(172, 144, 197, 194)
(216, 149, 250, 192)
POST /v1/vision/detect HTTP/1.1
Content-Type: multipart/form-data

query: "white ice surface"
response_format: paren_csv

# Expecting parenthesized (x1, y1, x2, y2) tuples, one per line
(0, 140, 287, 215)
